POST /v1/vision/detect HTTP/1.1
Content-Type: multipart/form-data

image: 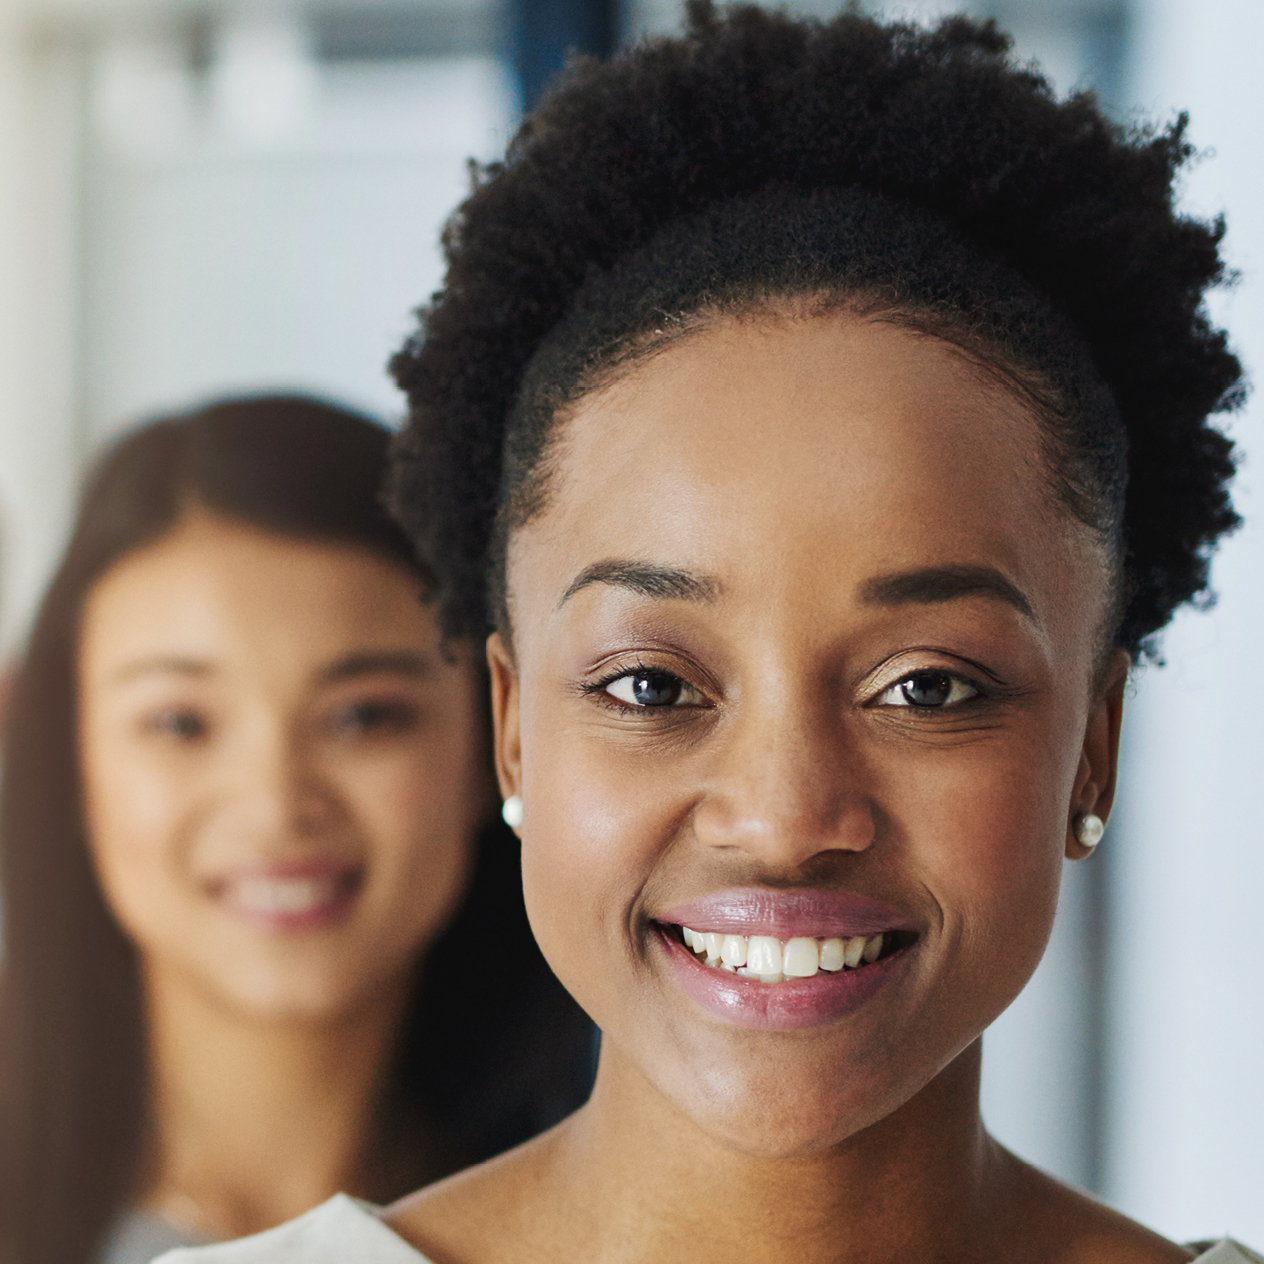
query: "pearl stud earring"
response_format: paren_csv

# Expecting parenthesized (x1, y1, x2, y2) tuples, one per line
(1075, 813, 1105, 850)
(501, 794, 524, 829)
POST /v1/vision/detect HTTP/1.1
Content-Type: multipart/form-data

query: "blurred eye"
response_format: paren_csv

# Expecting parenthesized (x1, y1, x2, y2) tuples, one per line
(877, 669, 979, 709)
(147, 708, 208, 741)
(330, 699, 419, 737)
(604, 670, 704, 709)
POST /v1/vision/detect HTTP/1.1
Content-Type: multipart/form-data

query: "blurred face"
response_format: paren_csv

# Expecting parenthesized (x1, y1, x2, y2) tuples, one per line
(492, 312, 1123, 1156)
(80, 513, 487, 1020)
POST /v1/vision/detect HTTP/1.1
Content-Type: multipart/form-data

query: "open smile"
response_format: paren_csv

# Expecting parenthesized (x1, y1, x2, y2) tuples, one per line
(207, 862, 364, 933)
(656, 926, 914, 1030)
(675, 924, 905, 981)
(654, 887, 919, 1030)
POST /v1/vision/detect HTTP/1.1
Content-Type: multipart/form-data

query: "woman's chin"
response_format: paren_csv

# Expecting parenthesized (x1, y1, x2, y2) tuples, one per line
(210, 979, 358, 1023)
(685, 1106, 878, 1160)
(659, 1061, 907, 1160)
(167, 953, 399, 1025)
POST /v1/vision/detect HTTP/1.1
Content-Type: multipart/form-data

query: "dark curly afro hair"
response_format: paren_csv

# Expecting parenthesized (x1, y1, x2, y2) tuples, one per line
(388, 0, 1243, 658)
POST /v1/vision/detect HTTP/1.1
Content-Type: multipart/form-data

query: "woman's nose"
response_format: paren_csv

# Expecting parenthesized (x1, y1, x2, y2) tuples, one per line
(228, 722, 339, 841)
(690, 690, 874, 868)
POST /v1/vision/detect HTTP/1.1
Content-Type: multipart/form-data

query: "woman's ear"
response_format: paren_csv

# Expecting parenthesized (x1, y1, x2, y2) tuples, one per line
(1066, 648, 1129, 860)
(487, 632, 522, 809)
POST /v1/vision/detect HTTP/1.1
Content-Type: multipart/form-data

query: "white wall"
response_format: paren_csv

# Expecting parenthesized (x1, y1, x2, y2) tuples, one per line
(82, 42, 516, 445)
(0, 15, 86, 652)
(1105, 0, 1264, 1243)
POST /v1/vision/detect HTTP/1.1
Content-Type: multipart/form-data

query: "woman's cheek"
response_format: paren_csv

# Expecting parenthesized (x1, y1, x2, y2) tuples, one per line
(83, 742, 190, 945)
(347, 745, 481, 935)
(521, 730, 675, 1014)
(897, 734, 1071, 1011)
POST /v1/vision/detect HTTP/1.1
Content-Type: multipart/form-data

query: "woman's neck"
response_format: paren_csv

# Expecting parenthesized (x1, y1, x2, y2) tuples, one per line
(138, 964, 412, 1241)
(572, 1043, 997, 1258)
(392, 1039, 1013, 1264)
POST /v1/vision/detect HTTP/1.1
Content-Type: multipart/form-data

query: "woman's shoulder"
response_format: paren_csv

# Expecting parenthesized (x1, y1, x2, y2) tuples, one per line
(153, 1195, 432, 1264)
(1002, 1154, 1257, 1264)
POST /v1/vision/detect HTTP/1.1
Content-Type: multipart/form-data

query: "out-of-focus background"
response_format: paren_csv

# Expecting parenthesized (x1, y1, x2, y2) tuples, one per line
(0, 0, 1258, 1243)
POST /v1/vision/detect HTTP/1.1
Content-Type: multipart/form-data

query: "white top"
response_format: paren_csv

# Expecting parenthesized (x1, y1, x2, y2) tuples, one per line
(98, 1211, 208, 1264)
(155, 1194, 1262, 1264)
(156, 1198, 417, 1264)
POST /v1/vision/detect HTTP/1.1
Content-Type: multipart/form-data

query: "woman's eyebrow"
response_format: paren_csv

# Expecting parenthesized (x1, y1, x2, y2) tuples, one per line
(321, 650, 434, 683)
(558, 559, 723, 609)
(109, 656, 212, 684)
(858, 565, 1035, 620)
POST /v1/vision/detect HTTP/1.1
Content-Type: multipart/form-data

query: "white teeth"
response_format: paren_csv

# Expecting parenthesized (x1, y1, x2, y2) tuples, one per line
(819, 937, 847, 972)
(230, 876, 337, 915)
(745, 936, 783, 976)
(737, 967, 784, 983)
(782, 937, 820, 978)
(680, 925, 894, 983)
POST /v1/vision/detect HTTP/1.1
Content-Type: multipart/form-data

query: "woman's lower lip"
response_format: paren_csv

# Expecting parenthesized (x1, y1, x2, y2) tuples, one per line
(656, 925, 906, 1030)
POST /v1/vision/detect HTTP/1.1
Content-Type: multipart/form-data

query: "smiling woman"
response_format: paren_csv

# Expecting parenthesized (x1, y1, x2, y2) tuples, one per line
(162, 4, 1254, 1264)
(0, 397, 592, 1264)
(77, 517, 474, 1019)
(483, 313, 1117, 1142)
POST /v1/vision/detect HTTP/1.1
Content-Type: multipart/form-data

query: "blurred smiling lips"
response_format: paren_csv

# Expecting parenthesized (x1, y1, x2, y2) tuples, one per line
(208, 860, 364, 932)
(655, 888, 919, 1030)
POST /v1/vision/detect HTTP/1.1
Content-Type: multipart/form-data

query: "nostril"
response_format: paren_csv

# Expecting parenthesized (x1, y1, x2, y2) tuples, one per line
(691, 796, 877, 864)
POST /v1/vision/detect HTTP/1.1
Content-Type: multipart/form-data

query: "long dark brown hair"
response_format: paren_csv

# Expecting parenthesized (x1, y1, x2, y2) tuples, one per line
(0, 396, 593, 1264)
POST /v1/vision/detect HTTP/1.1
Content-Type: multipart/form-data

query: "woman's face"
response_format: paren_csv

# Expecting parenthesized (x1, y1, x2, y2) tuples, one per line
(492, 312, 1124, 1156)
(80, 513, 487, 1020)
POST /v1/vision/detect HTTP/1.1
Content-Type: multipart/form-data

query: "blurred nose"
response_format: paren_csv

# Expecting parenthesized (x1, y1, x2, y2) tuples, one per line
(691, 682, 874, 868)
(223, 715, 340, 844)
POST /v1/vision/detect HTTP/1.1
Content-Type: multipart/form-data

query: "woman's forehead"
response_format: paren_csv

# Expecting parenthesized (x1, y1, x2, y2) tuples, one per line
(503, 313, 1109, 657)
(79, 518, 442, 680)
(537, 317, 1049, 544)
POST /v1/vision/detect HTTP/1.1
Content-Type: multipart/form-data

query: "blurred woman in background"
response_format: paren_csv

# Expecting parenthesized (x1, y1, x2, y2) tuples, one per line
(0, 396, 592, 1264)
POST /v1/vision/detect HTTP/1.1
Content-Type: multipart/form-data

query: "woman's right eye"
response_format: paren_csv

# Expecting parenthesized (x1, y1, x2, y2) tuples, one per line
(146, 708, 208, 741)
(604, 670, 705, 709)
(328, 699, 420, 738)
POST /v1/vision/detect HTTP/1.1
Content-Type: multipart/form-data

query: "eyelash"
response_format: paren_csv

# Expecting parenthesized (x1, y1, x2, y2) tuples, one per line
(581, 659, 710, 715)
(871, 668, 985, 710)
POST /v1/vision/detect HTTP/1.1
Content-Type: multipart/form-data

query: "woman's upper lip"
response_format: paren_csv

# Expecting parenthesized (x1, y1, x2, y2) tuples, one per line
(203, 858, 362, 889)
(657, 887, 917, 939)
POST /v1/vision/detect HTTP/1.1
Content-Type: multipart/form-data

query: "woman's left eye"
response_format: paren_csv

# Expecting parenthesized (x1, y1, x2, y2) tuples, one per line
(604, 670, 705, 709)
(876, 669, 979, 709)
(148, 708, 208, 741)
